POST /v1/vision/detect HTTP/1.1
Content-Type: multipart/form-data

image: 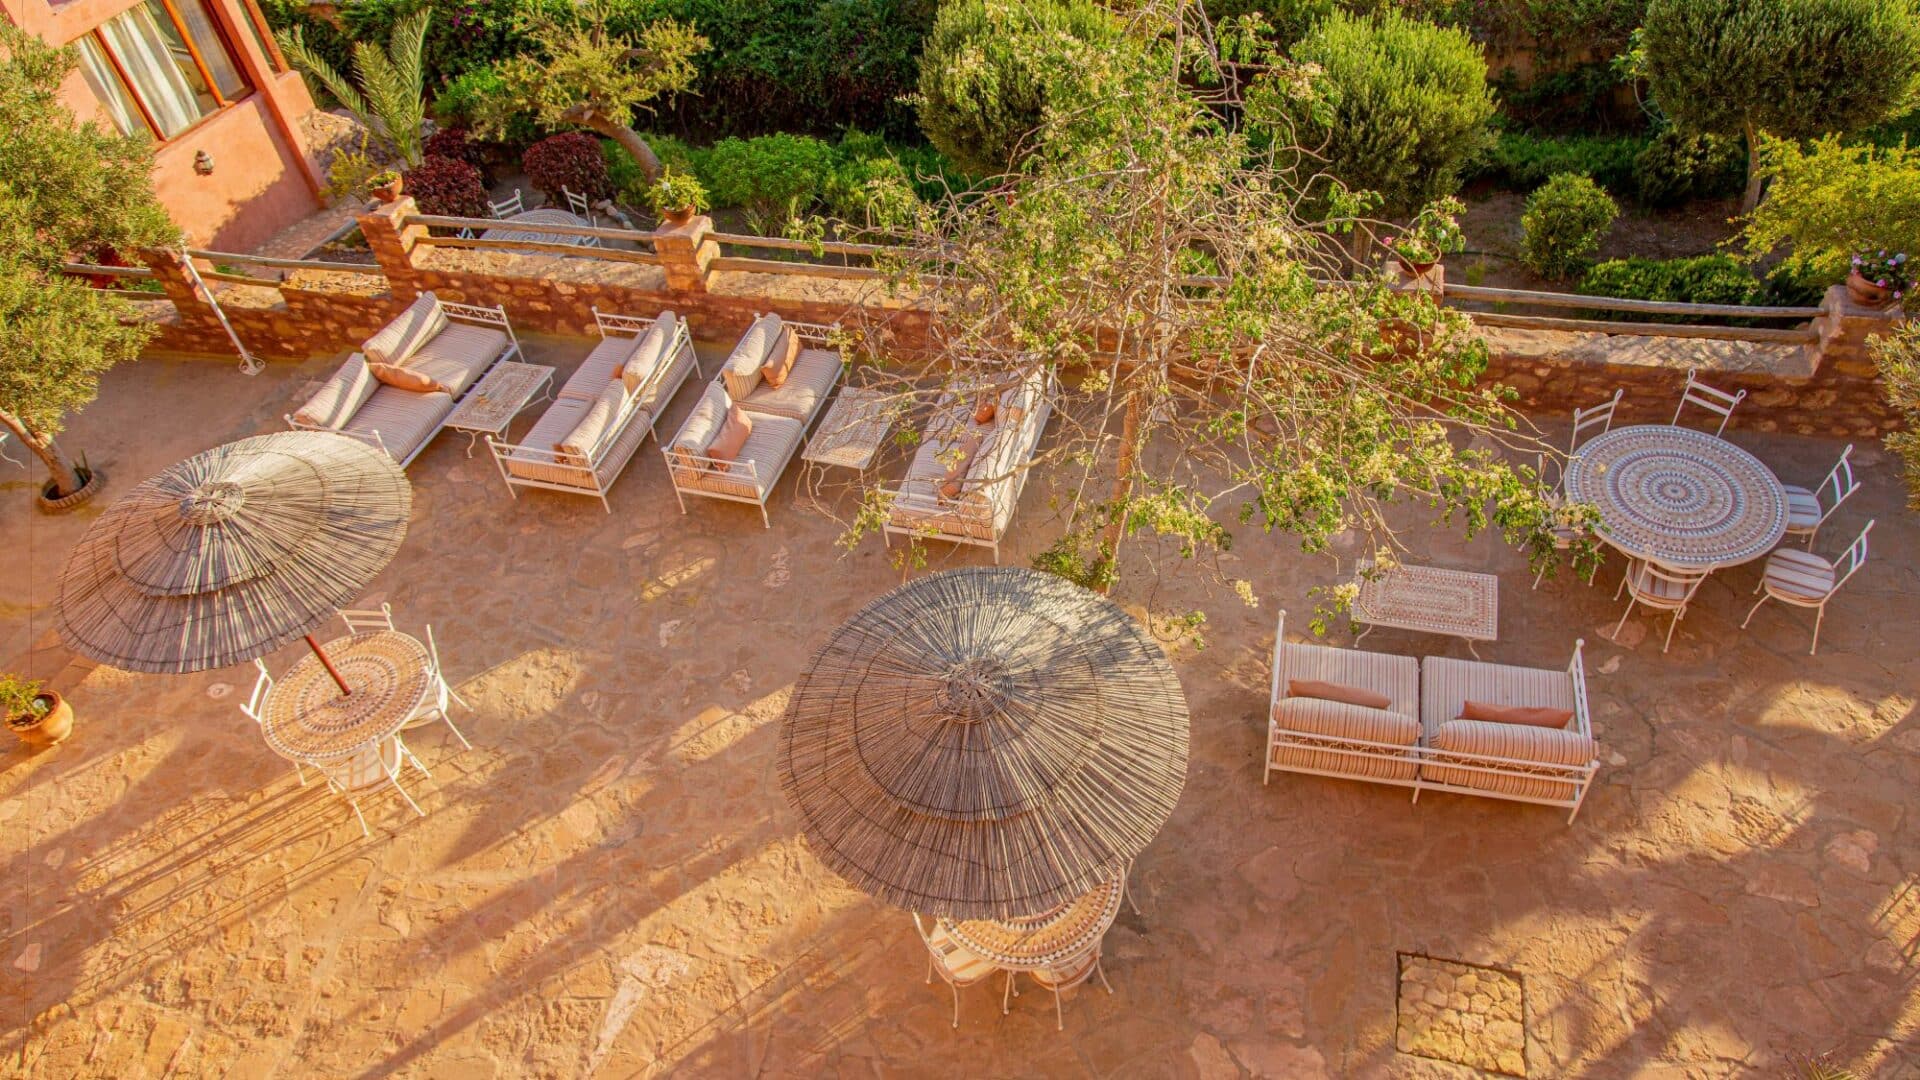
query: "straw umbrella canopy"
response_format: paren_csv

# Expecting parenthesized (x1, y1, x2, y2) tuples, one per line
(778, 567, 1189, 921)
(56, 431, 411, 676)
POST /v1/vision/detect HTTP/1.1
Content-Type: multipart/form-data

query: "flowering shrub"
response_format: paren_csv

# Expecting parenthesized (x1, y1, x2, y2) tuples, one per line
(1852, 250, 1911, 299)
(522, 131, 611, 203)
(423, 126, 488, 173)
(402, 155, 489, 218)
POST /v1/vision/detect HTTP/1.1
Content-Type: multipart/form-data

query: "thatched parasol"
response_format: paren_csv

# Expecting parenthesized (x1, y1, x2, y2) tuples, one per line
(57, 431, 411, 681)
(778, 567, 1189, 921)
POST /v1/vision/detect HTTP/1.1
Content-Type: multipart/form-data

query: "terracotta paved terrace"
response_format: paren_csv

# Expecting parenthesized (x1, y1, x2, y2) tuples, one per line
(3, 337, 1918, 1077)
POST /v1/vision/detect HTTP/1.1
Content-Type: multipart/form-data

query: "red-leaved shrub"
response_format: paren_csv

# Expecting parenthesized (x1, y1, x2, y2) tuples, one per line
(423, 126, 488, 174)
(522, 132, 612, 203)
(403, 155, 489, 218)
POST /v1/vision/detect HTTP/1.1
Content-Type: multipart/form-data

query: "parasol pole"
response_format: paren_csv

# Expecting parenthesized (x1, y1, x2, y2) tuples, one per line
(304, 634, 353, 696)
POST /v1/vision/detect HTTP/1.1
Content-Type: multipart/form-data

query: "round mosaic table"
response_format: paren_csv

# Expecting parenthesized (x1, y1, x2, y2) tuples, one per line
(1563, 424, 1787, 569)
(938, 876, 1124, 971)
(260, 631, 433, 764)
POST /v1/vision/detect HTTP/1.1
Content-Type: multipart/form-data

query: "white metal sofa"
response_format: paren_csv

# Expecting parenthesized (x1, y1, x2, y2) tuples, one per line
(487, 307, 698, 511)
(287, 292, 520, 467)
(1266, 611, 1600, 822)
(881, 366, 1055, 563)
(662, 314, 842, 527)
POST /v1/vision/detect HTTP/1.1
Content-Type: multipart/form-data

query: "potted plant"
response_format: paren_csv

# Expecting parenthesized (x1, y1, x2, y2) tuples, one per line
(2, 675, 72, 748)
(645, 169, 709, 227)
(1847, 250, 1910, 309)
(1387, 196, 1467, 275)
(367, 169, 404, 203)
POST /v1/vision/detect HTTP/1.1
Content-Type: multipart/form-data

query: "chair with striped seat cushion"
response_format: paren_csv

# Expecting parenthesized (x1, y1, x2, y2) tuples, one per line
(1417, 644, 1600, 822)
(1780, 444, 1857, 547)
(1009, 942, 1112, 1032)
(1743, 520, 1873, 655)
(913, 914, 1007, 1028)
(1611, 559, 1709, 654)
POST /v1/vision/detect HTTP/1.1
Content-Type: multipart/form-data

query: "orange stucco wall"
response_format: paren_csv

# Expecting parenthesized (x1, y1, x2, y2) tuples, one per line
(2, 0, 325, 250)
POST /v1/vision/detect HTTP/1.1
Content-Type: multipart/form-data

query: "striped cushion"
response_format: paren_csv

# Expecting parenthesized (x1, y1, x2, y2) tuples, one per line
(555, 383, 627, 465)
(721, 314, 782, 400)
(1278, 642, 1418, 718)
(292, 353, 377, 429)
(741, 348, 842, 422)
(672, 413, 803, 499)
(1270, 698, 1419, 781)
(926, 924, 997, 984)
(1419, 655, 1577, 743)
(566, 332, 641, 400)
(1782, 485, 1822, 532)
(501, 396, 590, 485)
(363, 293, 445, 365)
(620, 315, 678, 396)
(671, 383, 731, 466)
(406, 324, 508, 396)
(1763, 548, 1836, 601)
(340, 385, 452, 462)
(1623, 563, 1695, 605)
(1423, 719, 1596, 802)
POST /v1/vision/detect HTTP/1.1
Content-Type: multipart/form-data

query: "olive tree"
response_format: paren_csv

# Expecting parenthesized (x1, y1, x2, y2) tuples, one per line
(839, 2, 1589, 620)
(1255, 6, 1495, 255)
(916, 0, 1122, 176)
(478, 2, 706, 184)
(0, 23, 176, 500)
(1641, 0, 1920, 211)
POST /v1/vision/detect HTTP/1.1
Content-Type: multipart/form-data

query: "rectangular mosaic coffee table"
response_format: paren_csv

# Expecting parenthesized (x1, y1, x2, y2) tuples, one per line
(1352, 561, 1499, 657)
(445, 361, 554, 456)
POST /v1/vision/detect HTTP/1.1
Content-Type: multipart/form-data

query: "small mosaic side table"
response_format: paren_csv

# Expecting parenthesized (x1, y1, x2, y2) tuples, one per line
(1352, 560, 1500, 657)
(445, 361, 554, 456)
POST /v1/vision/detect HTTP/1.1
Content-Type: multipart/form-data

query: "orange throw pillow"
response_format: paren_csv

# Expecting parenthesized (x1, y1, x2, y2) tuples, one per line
(1287, 679, 1391, 710)
(706, 404, 753, 472)
(973, 396, 997, 426)
(1459, 700, 1575, 729)
(761, 328, 799, 388)
(937, 433, 985, 500)
(367, 362, 447, 395)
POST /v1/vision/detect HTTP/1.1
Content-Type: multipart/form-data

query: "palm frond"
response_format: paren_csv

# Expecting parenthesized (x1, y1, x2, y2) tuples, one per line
(277, 28, 369, 120)
(388, 10, 430, 98)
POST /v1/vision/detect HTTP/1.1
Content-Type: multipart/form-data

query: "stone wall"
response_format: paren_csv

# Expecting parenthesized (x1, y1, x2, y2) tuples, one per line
(127, 198, 1901, 435)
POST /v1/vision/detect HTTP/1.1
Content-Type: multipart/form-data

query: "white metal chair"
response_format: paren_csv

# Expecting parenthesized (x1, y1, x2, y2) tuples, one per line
(339, 603, 395, 635)
(1781, 444, 1858, 548)
(314, 735, 429, 837)
(0, 431, 23, 467)
(1532, 453, 1601, 590)
(913, 914, 1009, 1028)
(1672, 369, 1746, 437)
(1570, 388, 1624, 455)
(1612, 558, 1711, 653)
(340, 605, 471, 746)
(1007, 943, 1112, 1032)
(561, 186, 603, 245)
(240, 659, 306, 786)
(1743, 520, 1873, 655)
(488, 188, 524, 219)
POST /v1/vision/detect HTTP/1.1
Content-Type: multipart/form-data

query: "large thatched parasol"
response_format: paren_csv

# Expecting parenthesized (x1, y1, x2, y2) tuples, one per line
(56, 431, 411, 683)
(777, 567, 1189, 921)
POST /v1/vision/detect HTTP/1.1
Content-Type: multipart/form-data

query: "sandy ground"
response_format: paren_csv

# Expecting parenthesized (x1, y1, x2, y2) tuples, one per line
(2, 337, 1917, 1077)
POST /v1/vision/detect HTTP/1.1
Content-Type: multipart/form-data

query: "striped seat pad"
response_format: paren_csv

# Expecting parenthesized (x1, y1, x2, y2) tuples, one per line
(406, 324, 509, 396)
(1624, 564, 1695, 604)
(926, 924, 998, 984)
(1782, 485, 1822, 531)
(562, 333, 639, 400)
(341, 386, 452, 462)
(1270, 698, 1419, 781)
(1419, 656, 1577, 741)
(672, 413, 804, 500)
(1278, 642, 1418, 717)
(1763, 548, 1836, 601)
(741, 348, 841, 422)
(502, 396, 591, 485)
(1422, 718, 1596, 802)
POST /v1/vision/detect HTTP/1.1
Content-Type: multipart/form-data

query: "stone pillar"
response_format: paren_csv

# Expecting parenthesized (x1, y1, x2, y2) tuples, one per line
(1385, 259, 1445, 296)
(356, 196, 428, 301)
(138, 248, 219, 315)
(653, 215, 718, 294)
(1813, 284, 1905, 379)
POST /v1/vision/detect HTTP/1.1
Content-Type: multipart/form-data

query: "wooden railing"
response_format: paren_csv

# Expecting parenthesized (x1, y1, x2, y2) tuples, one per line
(185, 247, 382, 286)
(59, 262, 169, 301)
(707, 231, 888, 281)
(1443, 283, 1824, 345)
(403, 215, 662, 265)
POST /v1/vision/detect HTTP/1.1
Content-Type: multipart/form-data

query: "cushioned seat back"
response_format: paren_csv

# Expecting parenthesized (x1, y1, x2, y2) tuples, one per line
(1422, 719, 1596, 803)
(364, 294, 446, 366)
(1270, 698, 1419, 781)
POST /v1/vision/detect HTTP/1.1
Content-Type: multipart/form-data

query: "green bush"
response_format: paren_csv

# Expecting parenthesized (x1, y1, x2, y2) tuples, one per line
(1518, 173, 1618, 279)
(917, 0, 1120, 176)
(703, 133, 837, 231)
(1578, 254, 1761, 320)
(1740, 134, 1920, 285)
(433, 65, 544, 151)
(607, 133, 707, 210)
(1631, 126, 1746, 206)
(1479, 130, 1648, 194)
(1269, 8, 1497, 216)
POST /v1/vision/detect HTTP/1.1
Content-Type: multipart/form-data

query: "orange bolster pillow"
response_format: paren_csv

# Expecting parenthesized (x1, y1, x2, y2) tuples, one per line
(1287, 679, 1391, 710)
(1459, 700, 1575, 729)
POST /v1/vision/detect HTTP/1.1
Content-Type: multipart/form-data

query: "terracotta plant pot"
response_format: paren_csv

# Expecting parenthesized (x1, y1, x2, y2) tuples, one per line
(661, 206, 696, 227)
(1846, 270, 1894, 308)
(9, 690, 73, 749)
(370, 177, 403, 204)
(1395, 256, 1439, 276)
(37, 465, 102, 513)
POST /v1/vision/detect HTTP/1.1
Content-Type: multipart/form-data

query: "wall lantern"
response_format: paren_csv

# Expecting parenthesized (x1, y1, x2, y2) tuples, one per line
(194, 150, 215, 176)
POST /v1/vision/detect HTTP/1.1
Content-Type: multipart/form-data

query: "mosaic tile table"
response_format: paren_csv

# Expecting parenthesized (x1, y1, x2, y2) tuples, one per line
(1353, 561, 1499, 657)
(1563, 424, 1787, 570)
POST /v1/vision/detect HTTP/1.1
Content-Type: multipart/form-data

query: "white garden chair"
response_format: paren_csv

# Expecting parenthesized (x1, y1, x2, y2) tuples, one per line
(1781, 444, 1858, 548)
(339, 604, 471, 746)
(1743, 520, 1873, 655)
(912, 914, 1008, 1028)
(488, 188, 524, 219)
(1612, 558, 1711, 654)
(560, 186, 603, 245)
(314, 735, 429, 837)
(1005, 943, 1113, 1032)
(1533, 453, 1599, 590)
(1569, 388, 1624, 455)
(1672, 368, 1746, 437)
(240, 659, 306, 787)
